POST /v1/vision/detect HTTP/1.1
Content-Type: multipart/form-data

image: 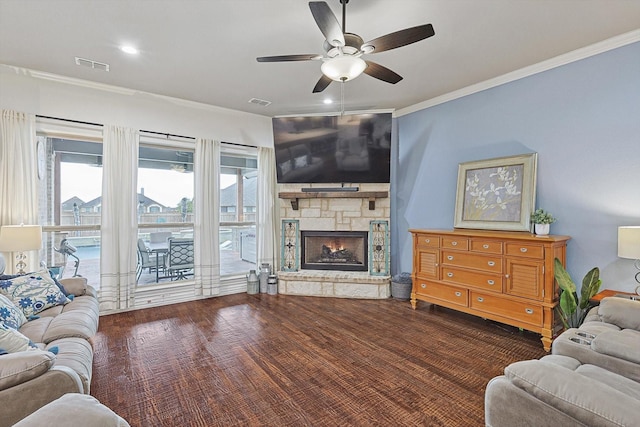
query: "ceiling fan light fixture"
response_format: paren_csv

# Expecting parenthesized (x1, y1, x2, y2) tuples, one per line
(321, 56, 366, 82)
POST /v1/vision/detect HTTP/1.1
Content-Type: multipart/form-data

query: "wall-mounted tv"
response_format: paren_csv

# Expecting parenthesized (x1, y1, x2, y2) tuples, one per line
(273, 112, 392, 184)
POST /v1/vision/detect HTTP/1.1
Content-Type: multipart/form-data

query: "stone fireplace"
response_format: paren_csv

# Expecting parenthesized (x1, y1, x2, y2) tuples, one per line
(277, 183, 391, 299)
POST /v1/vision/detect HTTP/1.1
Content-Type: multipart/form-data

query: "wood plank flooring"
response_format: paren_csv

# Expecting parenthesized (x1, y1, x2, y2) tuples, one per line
(91, 294, 546, 426)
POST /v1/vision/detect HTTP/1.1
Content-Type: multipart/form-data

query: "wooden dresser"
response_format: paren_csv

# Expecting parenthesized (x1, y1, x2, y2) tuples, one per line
(410, 229, 570, 351)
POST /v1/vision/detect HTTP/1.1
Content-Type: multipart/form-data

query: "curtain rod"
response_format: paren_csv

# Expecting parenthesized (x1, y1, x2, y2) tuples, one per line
(221, 141, 257, 149)
(139, 129, 195, 140)
(36, 115, 103, 127)
(140, 130, 257, 149)
(36, 115, 258, 148)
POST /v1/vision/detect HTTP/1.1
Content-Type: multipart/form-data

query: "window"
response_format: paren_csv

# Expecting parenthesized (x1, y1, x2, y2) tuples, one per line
(136, 145, 194, 285)
(220, 149, 257, 276)
(38, 136, 103, 285)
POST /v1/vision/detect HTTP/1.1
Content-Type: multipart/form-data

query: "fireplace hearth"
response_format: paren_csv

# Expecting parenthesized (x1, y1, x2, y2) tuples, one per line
(301, 231, 368, 272)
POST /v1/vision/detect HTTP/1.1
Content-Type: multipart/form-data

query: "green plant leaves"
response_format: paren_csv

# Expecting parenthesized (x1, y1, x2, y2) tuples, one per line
(553, 258, 602, 328)
(579, 267, 602, 310)
(554, 258, 576, 294)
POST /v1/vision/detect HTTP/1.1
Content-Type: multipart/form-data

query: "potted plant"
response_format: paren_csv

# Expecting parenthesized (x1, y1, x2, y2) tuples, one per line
(553, 258, 602, 329)
(531, 208, 556, 235)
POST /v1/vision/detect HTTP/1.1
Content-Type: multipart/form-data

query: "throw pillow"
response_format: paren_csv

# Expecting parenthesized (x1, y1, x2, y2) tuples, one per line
(0, 294, 28, 330)
(280, 160, 292, 175)
(0, 323, 38, 353)
(50, 274, 70, 296)
(0, 269, 71, 317)
(294, 155, 308, 168)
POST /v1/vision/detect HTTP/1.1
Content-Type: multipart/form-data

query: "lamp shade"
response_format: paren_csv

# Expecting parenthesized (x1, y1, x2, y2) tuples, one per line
(0, 225, 43, 252)
(321, 56, 367, 82)
(618, 226, 640, 259)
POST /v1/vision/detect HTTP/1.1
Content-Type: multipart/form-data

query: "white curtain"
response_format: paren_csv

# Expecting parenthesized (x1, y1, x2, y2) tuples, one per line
(194, 138, 220, 296)
(0, 110, 38, 273)
(100, 125, 139, 311)
(256, 147, 279, 271)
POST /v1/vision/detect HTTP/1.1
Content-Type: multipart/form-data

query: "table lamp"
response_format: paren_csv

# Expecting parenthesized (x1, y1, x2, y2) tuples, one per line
(0, 224, 43, 274)
(618, 226, 640, 294)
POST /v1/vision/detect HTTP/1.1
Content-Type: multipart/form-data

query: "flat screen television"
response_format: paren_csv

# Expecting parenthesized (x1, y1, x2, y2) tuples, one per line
(273, 112, 392, 184)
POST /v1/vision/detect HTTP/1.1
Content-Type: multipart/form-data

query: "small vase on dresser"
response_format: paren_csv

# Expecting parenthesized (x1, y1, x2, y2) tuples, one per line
(534, 223, 550, 236)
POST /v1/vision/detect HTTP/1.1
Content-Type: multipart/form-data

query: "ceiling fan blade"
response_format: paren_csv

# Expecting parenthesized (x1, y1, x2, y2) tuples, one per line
(361, 24, 435, 54)
(257, 54, 321, 62)
(309, 1, 345, 47)
(363, 61, 403, 84)
(312, 75, 333, 93)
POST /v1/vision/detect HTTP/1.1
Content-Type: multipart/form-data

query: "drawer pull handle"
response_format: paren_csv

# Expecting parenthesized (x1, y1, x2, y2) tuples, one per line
(447, 272, 454, 278)
(520, 247, 528, 253)
(455, 291, 462, 297)
(525, 308, 534, 315)
(447, 255, 454, 261)
(477, 297, 484, 303)
(487, 261, 495, 267)
(425, 239, 430, 243)
(505, 274, 510, 279)
(483, 244, 489, 249)
(421, 283, 427, 289)
(487, 280, 495, 285)
(451, 241, 458, 246)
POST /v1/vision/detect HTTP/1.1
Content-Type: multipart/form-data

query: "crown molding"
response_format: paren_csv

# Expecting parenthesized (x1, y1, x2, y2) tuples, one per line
(395, 29, 640, 118)
(1, 65, 266, 119)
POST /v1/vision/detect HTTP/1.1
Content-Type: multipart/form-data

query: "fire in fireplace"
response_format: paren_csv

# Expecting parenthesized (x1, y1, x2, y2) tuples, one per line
(301, 231, 368, 272)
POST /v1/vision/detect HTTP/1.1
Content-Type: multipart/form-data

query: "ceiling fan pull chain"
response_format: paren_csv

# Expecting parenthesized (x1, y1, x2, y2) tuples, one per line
(341, 80, 345, 116)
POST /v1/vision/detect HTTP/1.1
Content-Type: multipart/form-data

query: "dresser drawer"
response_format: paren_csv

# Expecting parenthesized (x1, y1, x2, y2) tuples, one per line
(415, 281, 468, 307)
(469, 291, 543, 327)
(470, 240, 503, 254)
(442, 237, 469, 251)
(415, 233, 440, 249)
(505, 242, 544, 259)
(442, 251, 502, 273)
(441, 267, 503, 292)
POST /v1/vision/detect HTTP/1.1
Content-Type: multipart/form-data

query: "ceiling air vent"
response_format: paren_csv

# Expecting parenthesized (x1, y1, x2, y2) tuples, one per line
(75, 57, 110, 72)
(248, 98, 271, 107)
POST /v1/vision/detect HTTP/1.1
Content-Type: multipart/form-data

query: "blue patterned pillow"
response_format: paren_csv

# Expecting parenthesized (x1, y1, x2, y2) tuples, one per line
(0, 269, 71, 317)
(0, 294, 27, 329)
(0, 323, 38, 353)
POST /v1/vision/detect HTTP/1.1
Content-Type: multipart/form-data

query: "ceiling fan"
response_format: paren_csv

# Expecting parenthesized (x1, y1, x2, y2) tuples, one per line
(256, 0, 435, 93)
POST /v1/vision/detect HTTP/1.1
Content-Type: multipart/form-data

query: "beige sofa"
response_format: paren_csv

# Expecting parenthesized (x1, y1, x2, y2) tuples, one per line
(485, 296, 640, 427)
(13, 393, 129, 427)
(0, 277, 100, 427)
(551, 296, 640, 382)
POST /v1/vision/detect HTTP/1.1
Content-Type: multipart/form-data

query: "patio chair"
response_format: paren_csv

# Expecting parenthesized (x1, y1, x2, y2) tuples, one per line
(165, 238, 194, 280)
(136, 238, 163, 282)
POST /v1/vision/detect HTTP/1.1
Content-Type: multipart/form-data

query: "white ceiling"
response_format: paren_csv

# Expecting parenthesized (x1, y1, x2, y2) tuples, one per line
(1, 0, 639, 118)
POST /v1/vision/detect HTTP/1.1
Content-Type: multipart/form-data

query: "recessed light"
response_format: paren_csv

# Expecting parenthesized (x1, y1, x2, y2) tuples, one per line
(323, 99, 333, 104)
(120, 45, 139, 55)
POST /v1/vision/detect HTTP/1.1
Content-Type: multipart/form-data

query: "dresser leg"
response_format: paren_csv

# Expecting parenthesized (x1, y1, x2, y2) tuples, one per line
(410, 296, 417, 310)
(541, 335, 552, 352)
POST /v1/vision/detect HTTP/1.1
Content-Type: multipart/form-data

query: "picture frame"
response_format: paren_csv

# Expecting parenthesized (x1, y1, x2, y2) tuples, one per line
(454, 153, 537, 232)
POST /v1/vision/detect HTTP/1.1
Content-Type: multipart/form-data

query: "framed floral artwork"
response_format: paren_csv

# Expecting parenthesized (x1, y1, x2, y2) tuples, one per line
(454, 153, 537, 232)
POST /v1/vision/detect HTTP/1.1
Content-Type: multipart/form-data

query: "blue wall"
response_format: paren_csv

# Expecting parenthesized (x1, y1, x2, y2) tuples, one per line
(394, 41, 640, 293)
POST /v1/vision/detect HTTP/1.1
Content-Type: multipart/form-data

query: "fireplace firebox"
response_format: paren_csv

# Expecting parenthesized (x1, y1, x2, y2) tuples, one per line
(301, 231, 368, 272)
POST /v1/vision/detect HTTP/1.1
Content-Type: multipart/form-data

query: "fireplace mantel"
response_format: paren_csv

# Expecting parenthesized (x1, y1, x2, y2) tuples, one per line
(278, 191, 388, 210)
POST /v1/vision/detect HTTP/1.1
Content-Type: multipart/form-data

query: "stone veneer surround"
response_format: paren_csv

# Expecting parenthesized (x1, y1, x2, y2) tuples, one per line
(278, 183, 391, 299)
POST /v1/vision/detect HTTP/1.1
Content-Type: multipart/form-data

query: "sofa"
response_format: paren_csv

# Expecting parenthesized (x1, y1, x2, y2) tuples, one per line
(0, 273, 100, 427)
(551, 296, 640, 382)
(485, 296, 640, 427)
(13, 393, 129, 427)
(276, 143, 324, 183)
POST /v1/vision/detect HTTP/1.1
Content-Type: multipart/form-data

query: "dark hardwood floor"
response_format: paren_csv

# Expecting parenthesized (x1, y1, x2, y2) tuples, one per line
(91, 294, 546, 426)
